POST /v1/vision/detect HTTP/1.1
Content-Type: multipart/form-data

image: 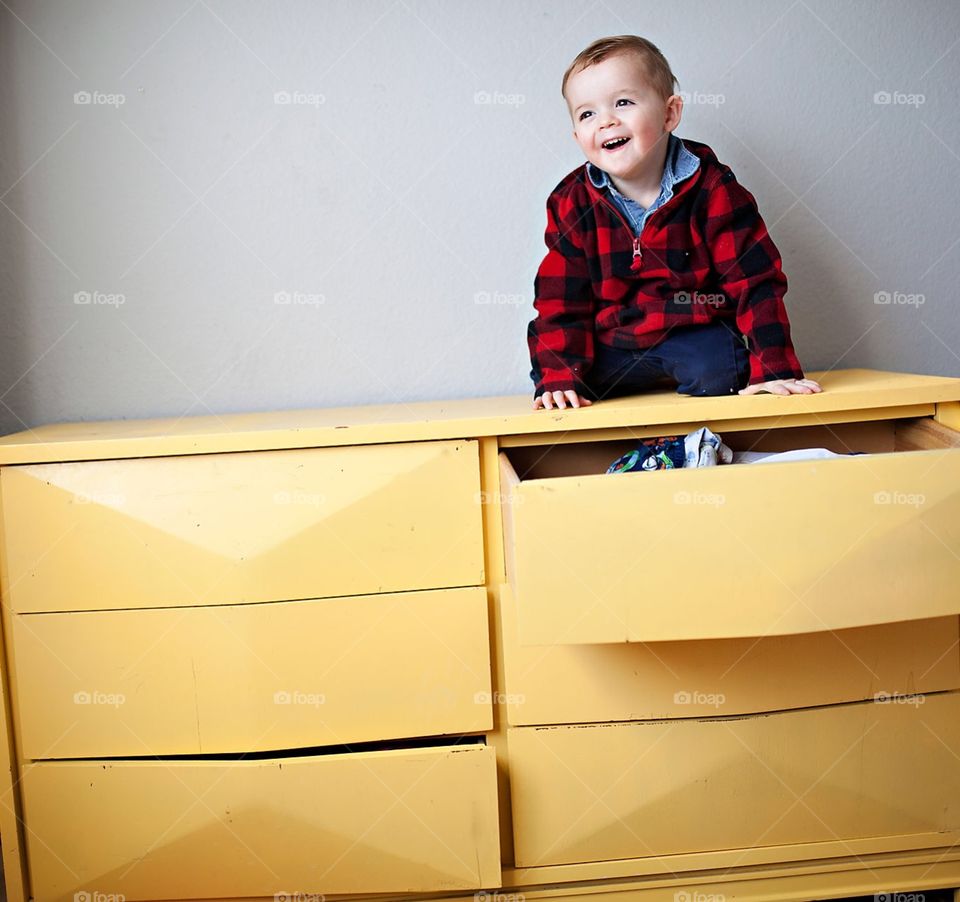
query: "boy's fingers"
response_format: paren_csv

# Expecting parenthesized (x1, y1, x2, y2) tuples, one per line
(534, 391, 592, 409)
(741, 379, 820, 396)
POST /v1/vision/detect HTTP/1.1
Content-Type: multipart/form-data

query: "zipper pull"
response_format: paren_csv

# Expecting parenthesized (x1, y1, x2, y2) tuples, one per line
(630, 237, 643, 271)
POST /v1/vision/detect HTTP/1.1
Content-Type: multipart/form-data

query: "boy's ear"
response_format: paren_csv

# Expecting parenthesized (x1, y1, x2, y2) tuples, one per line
(666, 93, 684, 130)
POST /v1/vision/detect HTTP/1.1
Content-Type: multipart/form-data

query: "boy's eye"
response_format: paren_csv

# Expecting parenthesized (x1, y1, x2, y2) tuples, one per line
(578, 99, 634, 121)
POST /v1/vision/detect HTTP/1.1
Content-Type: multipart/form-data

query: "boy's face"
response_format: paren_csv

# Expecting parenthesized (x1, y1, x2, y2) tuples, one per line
(565, 53, 682, 181)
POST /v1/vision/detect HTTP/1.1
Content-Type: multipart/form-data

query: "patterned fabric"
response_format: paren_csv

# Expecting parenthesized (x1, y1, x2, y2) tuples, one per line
(606, 436, 686, 473)
(528, 137, 805, 398)
(606, 426, 733, 473)
(586, 132, 700, 237)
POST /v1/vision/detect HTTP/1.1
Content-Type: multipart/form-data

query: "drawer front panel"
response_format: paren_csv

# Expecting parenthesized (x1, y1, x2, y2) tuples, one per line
(509, 692, 960, 867)
(22, 744, 500, 901)
(500, 584, 960, 724)
(502, 447, 960, 644)
(14, 587, 492, 759)
(2, 440, 484, 613)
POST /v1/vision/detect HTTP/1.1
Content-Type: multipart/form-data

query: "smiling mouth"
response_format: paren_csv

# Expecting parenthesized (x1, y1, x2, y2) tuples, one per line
(602, 137, 630, 151)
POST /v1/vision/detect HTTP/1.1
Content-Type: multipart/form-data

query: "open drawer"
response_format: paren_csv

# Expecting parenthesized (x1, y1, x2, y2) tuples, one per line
(500, 416, 960, 645)
(21, 743, 500, 901)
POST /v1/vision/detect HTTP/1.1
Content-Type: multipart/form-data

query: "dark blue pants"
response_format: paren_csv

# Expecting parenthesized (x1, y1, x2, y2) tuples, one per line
(583, 321, 751, 400)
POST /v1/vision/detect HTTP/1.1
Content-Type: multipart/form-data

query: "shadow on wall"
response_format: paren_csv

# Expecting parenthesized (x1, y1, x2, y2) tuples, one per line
(0, 21, 32, 438)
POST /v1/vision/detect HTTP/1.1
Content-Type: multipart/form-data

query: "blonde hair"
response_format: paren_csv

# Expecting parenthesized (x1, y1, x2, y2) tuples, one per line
(562, 35, 678, 102)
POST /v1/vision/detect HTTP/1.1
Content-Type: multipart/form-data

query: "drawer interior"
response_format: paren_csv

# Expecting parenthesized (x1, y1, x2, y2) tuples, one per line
(502, 416, 960, 481)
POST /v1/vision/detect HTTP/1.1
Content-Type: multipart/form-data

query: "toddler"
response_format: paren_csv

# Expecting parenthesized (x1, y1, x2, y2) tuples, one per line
(528, 35, 822, 410)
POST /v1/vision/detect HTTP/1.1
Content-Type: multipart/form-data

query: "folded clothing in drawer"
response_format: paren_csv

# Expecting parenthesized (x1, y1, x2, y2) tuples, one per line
(605, 427, 868, 473)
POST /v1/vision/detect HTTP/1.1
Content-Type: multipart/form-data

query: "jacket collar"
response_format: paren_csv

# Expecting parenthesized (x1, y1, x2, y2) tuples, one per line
(585, 133, 700, 201)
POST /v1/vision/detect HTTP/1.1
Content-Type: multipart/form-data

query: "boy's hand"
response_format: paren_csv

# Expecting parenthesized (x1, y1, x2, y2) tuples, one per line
(533, 390, 594, 410)
(738, 378, 822, 396)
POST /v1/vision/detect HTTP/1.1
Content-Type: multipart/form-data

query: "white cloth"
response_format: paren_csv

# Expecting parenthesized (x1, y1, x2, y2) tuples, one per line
(684, 427, 733, 468)
(731, 448, 854, 465)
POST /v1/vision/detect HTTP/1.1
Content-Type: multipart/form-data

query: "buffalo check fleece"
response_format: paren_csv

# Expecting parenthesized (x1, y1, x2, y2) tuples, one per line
(527, 137, 805, 398)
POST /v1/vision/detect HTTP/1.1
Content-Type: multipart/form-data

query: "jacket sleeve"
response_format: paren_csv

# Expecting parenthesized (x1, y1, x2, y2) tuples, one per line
(527, 192, 596, 398)
(703, 170, 805, 385)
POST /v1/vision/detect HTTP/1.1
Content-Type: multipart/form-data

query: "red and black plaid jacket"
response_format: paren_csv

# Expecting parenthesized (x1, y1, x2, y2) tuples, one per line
(527, 137, 805, 397)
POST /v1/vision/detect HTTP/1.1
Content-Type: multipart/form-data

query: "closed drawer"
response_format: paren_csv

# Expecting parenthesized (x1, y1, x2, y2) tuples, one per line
(1, 439, 484, 614)
(14, 586, 492, 759)
(509, 691, 960, 867)
(22, 743, 500, 901)
(500, 417, 960, 644)
(499, 582, 960, 724)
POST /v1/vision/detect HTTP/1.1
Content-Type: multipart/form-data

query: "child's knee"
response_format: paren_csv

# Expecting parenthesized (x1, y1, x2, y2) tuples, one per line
(673, 349, 748, 395)
(676, 367, 743, 396)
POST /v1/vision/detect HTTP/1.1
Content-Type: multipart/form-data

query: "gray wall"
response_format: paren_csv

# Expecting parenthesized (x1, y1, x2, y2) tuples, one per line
(1, 0, 958, 434)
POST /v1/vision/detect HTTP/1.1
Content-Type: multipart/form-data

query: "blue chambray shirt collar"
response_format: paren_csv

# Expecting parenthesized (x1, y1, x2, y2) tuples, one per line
(586, 133, 699, 200)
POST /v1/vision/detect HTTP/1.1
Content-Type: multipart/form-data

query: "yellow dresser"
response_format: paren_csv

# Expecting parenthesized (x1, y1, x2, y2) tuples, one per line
(0, 368, 959, 902)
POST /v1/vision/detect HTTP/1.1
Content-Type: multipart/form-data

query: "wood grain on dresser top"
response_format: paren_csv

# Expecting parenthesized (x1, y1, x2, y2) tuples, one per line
(0, 368, 958, 463)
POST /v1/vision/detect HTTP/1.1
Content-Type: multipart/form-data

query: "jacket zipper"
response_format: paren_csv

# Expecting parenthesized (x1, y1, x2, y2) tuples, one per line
(597, 196, 645, 271)
(588, 170, 699, 272)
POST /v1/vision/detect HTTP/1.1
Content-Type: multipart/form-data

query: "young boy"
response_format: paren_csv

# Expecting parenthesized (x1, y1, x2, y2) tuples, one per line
(528, 35, 822, 410)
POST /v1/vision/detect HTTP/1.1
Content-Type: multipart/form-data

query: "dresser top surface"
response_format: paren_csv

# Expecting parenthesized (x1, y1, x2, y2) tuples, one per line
(0, 368, 958, 464)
